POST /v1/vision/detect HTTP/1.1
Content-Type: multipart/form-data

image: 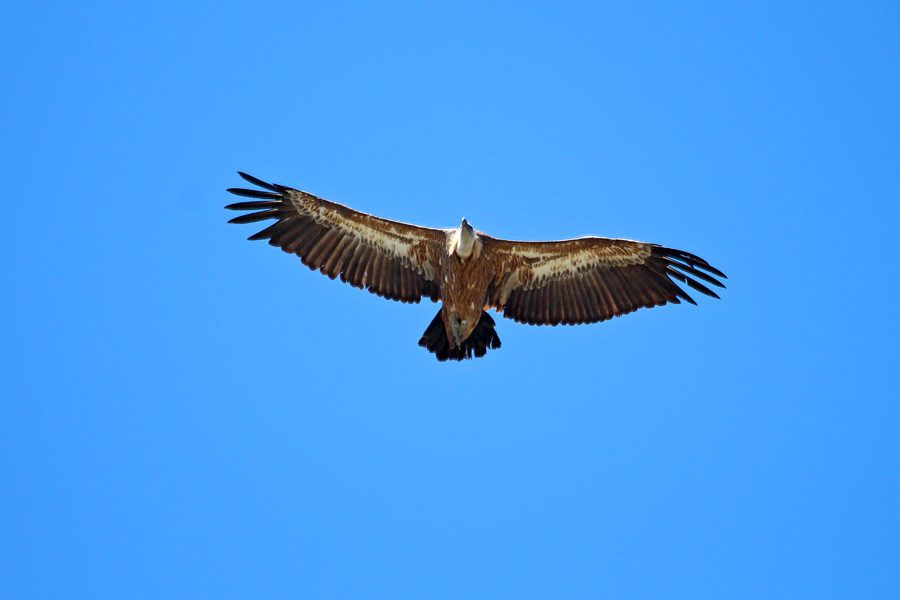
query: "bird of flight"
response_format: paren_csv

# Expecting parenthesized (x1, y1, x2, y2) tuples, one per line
(226, 172, 726, 361)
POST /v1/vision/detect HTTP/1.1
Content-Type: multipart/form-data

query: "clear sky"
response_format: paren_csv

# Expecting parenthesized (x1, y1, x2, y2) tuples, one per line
(2, 1, 898, 598)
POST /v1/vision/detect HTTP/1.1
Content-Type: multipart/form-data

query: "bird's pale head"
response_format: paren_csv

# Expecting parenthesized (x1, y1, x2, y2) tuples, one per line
(456, 218, 476, 259)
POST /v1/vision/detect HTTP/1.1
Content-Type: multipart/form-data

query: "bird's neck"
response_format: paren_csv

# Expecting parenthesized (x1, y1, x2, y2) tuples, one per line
(455, 227, 476, 259)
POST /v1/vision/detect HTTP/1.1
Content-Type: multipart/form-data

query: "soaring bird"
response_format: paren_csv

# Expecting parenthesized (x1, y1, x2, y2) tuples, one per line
(226, 172, 726, 361)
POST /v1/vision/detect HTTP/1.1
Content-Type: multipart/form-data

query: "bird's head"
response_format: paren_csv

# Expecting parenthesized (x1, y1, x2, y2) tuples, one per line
(456, 218, 476, 259)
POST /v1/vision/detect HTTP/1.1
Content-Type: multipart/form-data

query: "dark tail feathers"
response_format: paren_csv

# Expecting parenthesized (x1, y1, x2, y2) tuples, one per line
(418, 310, 502, 361)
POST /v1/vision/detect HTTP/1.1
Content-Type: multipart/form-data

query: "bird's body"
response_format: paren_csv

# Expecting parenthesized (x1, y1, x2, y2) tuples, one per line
(226, 173, 726, 361)
(439, 222, 493, 347)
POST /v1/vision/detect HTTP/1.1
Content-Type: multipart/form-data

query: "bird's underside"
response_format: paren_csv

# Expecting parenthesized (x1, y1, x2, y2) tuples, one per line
(226, 172, 726, 361)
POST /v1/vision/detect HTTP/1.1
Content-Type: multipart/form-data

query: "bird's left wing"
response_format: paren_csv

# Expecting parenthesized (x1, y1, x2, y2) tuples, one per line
(226, 173, 445, 304)
(483, 236, 726, 325)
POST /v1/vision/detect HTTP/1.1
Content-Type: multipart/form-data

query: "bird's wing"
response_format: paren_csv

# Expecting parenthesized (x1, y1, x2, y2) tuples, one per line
(226, 173, 444, 304)
(484, 236, 726, 325)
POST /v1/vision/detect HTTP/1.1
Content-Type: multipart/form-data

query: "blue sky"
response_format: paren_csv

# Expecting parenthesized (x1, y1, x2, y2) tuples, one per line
(1, 1, 898, 598)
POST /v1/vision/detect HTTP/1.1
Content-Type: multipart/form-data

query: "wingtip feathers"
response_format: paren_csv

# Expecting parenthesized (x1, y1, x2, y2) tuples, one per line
(236, 171, 282, 192)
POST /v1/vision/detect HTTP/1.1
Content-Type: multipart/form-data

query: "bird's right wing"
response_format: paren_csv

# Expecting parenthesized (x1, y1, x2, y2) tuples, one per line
(226, 173, 445, 303)
(484, 236, 726, 325)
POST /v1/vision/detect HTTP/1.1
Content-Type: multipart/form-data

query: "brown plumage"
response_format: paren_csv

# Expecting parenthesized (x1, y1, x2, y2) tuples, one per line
(226, 172, 726, 361)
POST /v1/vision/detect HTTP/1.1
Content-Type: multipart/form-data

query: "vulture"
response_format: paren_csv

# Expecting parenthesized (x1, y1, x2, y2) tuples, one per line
(226, 172, 726, 361)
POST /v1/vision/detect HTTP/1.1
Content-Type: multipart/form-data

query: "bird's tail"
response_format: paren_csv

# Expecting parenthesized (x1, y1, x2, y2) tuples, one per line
(418, 309, 502, 362)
